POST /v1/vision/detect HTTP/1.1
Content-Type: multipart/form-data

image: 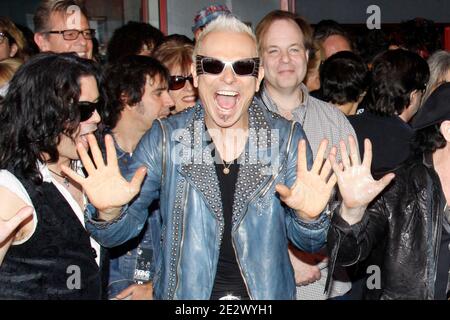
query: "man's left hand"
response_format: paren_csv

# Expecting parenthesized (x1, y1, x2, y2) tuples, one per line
(276, 139, 337, 221)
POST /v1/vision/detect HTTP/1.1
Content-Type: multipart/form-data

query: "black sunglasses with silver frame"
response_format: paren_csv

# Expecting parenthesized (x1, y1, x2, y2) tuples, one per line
(196, 55, 260, 78)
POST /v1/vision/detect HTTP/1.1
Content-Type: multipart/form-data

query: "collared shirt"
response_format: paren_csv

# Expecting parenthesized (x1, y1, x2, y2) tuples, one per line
(259, 83, 358, 160)
(258, 83, 355, 299)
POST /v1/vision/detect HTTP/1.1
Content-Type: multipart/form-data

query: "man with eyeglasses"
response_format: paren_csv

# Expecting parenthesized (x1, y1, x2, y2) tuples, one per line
(33, 0, 94, 60)
(63, 15, 337, 300)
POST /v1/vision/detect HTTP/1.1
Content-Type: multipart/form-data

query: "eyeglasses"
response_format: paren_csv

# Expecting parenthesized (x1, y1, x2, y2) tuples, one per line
(169, 75, 194, 90)
(0, 32, 12, 45)
(46, 29, 96, 41)
(196, 55, 260, 77)
(78, 100, 101, 122)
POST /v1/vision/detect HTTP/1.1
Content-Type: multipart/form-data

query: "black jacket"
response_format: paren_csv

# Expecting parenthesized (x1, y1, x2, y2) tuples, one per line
(327, 154, 447, 299)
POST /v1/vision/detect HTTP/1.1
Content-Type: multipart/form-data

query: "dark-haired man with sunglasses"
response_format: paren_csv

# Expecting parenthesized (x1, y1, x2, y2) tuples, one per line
(67, 15, 335, 300)
(34, 0, 94, 59)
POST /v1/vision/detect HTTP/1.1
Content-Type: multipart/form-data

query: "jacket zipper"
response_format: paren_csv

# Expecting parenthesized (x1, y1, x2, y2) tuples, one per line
(258, 121, 296, 199)
(231, 235, 253, 299)
(430, 197, 443, 299)
(230, 121, 296, 300)
(172, 182, 189, 299)
(157, 119, 167, 183)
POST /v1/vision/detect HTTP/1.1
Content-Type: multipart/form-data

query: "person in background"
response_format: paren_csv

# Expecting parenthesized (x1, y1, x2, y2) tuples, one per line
(192, 3, 231, 41)
(317, 51, 369, 116)
(422, 50, 450, 102)
(106, 21, 164, 64)
(0, 17, 27, 62)
(313, 20, 352, 59)
(327, 83, 450, 300)
(33, 0, 94, 60)
(0, 58, 22, 97)
(255, 10, 356, 300)
(101, 55, 173, 300)
(153, 37, 197, 113)
(349, 49, 429, 176)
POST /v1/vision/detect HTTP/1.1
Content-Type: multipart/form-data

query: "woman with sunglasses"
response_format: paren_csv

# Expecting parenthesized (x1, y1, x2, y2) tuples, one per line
(153, 37, 198, 113)
(0, 17, 26, 62)
(0, 52, 111, 299)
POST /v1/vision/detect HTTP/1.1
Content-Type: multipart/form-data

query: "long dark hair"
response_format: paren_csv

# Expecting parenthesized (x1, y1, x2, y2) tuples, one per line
(366, 49, 429, 116)
(0, 52, 103, 184)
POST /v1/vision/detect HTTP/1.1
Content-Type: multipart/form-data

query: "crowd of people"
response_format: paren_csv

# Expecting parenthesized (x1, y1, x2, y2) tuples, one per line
(0, 0, 448, 300)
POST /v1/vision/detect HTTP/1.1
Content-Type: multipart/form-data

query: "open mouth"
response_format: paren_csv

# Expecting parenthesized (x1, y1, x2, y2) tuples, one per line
(215, 90, 239, 114)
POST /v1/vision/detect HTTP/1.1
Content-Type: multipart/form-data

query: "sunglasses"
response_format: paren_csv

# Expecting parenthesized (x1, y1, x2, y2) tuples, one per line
(78, 100, 101, 122)
(169, 75, 194, 90)
(196, 55, 260, 77)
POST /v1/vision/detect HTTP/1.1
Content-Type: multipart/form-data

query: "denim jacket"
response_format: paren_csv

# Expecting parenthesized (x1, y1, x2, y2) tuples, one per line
(87, 99, 330, 300)
(99, 130, 161, 298)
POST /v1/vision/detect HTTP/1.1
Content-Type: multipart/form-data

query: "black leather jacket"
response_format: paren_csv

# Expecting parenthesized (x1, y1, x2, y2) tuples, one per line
(327, 154, 447, 299)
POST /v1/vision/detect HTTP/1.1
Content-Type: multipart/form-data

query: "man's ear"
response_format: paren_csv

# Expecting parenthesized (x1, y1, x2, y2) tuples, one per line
(255, 65, 264, 92)
(440, 120, 450, 142)
(34, 32, 49, 52)
(9, 43, 18, 58)
(191, 62, 199, 88)
(120, 92, 134, 109)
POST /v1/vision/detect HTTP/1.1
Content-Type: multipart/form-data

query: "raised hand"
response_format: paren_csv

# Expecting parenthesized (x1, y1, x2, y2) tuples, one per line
(61, 134, 147, 217)
(329, 136, 395, 224)
(276, 139, 337, 221)
(0, 206, 33, 244)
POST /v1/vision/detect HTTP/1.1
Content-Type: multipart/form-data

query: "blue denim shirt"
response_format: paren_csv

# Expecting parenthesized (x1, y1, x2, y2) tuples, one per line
(99, 130, 161, 298)
(88, 101, 330, 300)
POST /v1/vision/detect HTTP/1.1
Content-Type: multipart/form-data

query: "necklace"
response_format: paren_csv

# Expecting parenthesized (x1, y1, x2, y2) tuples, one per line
(48, 168, 70, 188)
(222, 159, 233, 175)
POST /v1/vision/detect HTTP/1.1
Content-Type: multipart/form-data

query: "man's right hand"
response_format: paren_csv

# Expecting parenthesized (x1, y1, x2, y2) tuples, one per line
(288, 246, 326, 286)
(0, 206, 33, 244)
(61, 134, 147, 220)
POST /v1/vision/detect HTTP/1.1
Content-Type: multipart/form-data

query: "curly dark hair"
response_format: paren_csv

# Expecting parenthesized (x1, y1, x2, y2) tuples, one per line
(101, 55, 169, 129)
(0, 52, 103, 185)
(319, 51, 369, 105)
(366, 49, 429, 116)
(106, 21, 164, 64)
(412, 124, 446, 156)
